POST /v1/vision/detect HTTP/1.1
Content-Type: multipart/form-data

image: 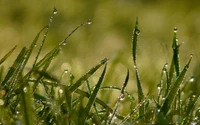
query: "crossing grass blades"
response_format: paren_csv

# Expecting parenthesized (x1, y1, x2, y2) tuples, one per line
(0, 8, 199, 125)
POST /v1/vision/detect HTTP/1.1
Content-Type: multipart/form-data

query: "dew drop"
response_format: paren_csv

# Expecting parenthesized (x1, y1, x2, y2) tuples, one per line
(120, 93, 125, 101)
(59, 89, 63, 94)
(174, 27, 178, 33)
(164, 63, 168, 68)
(189, 76, 194, 82)
(61, 40, 67, 45)
(157, 84, 161, 90)
(50, 17, 53, 23)
(53, 8, 58, 14)
(23, 87, 28, 93)
(64, 69, 68, 73)
(16, 110, 20, 115)
(0, 99, 4, 106)
(86, 19, 92, 25)
(135, 29, 140, 35)
(70, 73, 75, 80)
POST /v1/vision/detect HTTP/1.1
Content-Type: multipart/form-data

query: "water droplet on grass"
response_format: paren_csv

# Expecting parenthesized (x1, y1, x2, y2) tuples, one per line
(23, 87, 28, 93)
(61, 40, 67, 45)
(87, 19, 92, 25)
(0, 99, 4, 106)
(64, 69, 68, 73)
(157, 84, 161, 90)
(189, 76, 194, 82)
(70, 73, 75, 80)
(59, 89, 63, 94)
(50, 17, 53, 22)
(135, 29, 140, 35)
(174, 27, 178, 33)
(53, 8, 58, 14)
(120, 94, 125, 101)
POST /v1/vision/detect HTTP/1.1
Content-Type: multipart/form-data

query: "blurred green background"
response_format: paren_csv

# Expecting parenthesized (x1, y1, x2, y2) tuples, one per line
(1, 0, 200, 94)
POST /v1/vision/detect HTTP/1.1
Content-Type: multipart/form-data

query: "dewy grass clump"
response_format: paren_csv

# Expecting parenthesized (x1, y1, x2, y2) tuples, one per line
(0, 8, 199, 125)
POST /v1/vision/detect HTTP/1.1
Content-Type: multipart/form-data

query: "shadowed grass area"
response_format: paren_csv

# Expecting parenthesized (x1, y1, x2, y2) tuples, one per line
(0, 8, 199, 125)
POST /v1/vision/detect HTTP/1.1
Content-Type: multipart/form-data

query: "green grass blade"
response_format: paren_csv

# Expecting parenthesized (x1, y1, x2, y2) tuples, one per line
(75, 89, 113, 113)
(160, 54, 193, 115)
(1, 47, 27, 86)
(20, 83, 35, 125)
(81, 64, 107, 124)
(108, 69, 129, 125)
(68, 58, 108, 93)
(132, 18, 144, 116)
(23, 26, 47, 70)
(182, 94, 200, 125)
(172, 27, 180, 77)
(0, 46, 17, 65)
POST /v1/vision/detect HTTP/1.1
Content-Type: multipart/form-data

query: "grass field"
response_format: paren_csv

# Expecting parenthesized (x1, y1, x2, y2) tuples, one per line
(0, 1, 200, 124)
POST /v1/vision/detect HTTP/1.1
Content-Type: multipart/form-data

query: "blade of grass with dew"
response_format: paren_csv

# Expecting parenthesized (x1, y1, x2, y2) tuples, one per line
(31, 8, 57, 70)
(24, 19, 91, 79)
(108, 69, 129, 125)
(160, 54, 193, 116)
(68, 58, 108, 93)
(132, 18, 145, 116)
(118, 94, 149, 125)
(100, 86, 132, 97)
(1, 47, 26, 86)
(80, 64, 107, 124)
(32, 48, 60, 91)
(172, 27, 181, 77)
(181, 94, 200, 125)
(19, 82, 35, 125)
(172, 27, 183, 116)
(0, 46, 17, 65)
(74, 89, 113, 113)
(86, 80, 100, 121)
(22, 26, 47, 75)
(3, 47, 27, 106)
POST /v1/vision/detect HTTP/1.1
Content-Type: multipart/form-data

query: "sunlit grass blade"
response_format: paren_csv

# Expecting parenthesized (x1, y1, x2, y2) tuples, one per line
(1, 47, 26, 86)
(68, 58, 108, 93)
(0, 45, 17, 65)
(80, 64, 107, 124)
(160, 54, 193, 116)
(132, 18, 144, 116)
(108, 69, 129, 125)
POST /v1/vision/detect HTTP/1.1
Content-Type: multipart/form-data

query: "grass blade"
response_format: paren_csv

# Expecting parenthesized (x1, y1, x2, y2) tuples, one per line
(0, 46, 17, 65)
(182, 94, 200, 125)
(108, 69, 129, 125)
(20, 83, 35, 125)
(1, 47, 27, 86)
(81, 64, 107, 124)
(132, 18, 144, 116)
(68, 58, 108, 93)
(172, 27, 180, 77)
(160, 54, 193, 116)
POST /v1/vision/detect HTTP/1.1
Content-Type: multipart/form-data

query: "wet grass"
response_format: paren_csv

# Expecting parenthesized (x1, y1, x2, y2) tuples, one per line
(0, 9, 199, 125)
